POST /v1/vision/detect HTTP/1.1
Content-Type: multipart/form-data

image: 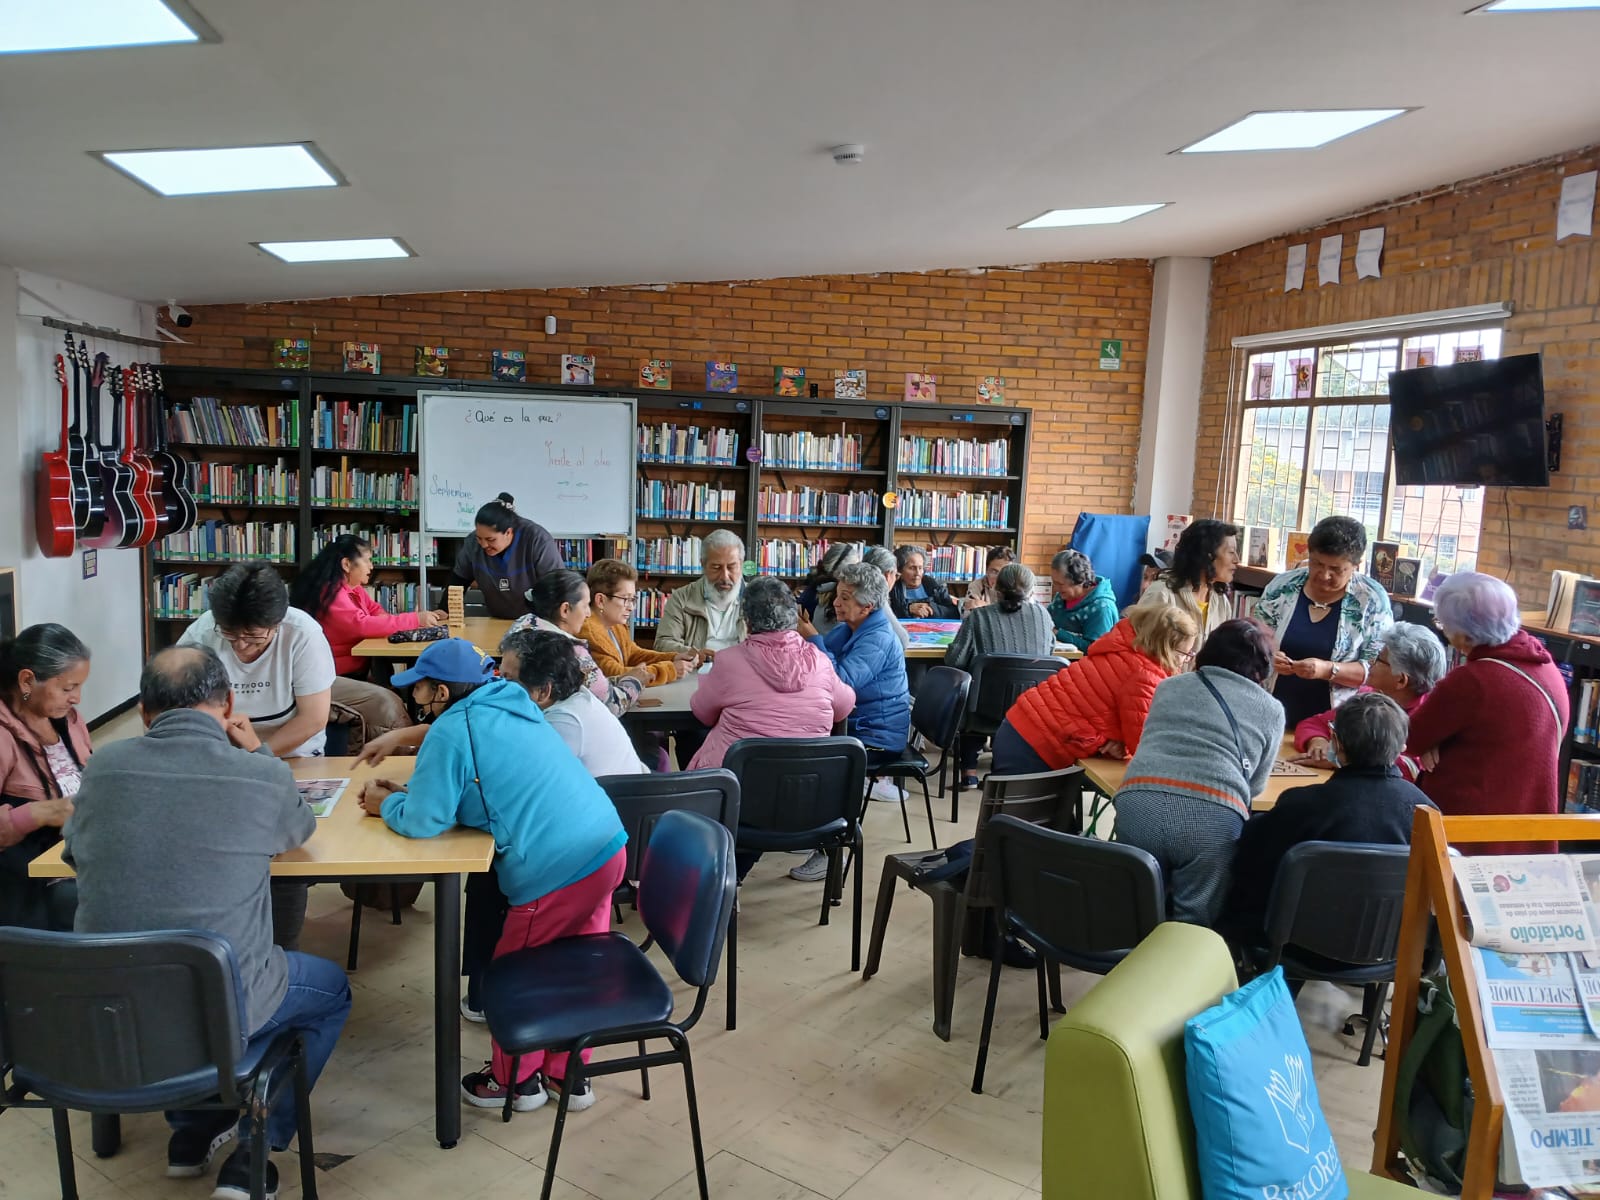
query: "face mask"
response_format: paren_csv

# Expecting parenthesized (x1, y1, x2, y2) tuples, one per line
(1325, 739, 1342, 768)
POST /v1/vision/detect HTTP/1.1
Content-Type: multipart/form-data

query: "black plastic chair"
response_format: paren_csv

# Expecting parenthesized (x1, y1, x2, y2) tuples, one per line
(970, 815, 1165, 1093)
(724, 736, 868, 971)
(600, 768, 741, 1030)
(864, 666, 971, 849)
(955, 655, 1063, 820)
(482, 810, 736, 1200)
(1251, 840, 1411, 1066)
(0, 928, 318, 1200)
(863, 767, 1082, 1040)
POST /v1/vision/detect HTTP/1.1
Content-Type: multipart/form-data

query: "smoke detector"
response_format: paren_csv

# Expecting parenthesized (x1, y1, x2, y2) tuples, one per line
(830, 144, 866, 165)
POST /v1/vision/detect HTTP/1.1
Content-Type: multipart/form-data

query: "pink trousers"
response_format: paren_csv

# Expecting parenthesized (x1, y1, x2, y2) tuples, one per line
(491, 849, 627, 1085)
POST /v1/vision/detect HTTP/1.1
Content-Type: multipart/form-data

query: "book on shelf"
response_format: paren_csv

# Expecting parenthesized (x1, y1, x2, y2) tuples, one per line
(310, 461, 417, 510)
(638, 359, 671, 389)
(759, 430, 863, 471)
(563, 354, 596, 386)
(372, 580, 423, 614)
(187, 458, 299, 505)
(637, 423, 739, 465)
(492, 349, 527, 383)
(923, 543, 1006, 581)
(1286, 530, 1312, 569)
(414, 346, 449, 377)
(833, 370, 866, 399)
(894, 489, 1010, 529)
(167, 396, 298, 447)
(1547, 570, 1591, 632)
(1571, 579, 1600, 637)
(343, 342, 380, 374)
(1576, 680, 1599, 746)
(705, 361, 738, 393)
(896, 435, 1008, 476)
(313, 524, 435, 567)
(1573, 762, 1600, 813)
(157, 519, 297, 563)
(633, 588, 666, 626)
(976, 376, 1007, 406)
(1369, 540, 1399, 592)
(1393, 557, 1422, 599)
(756, 486, 879, 524)
(637, 480, 738, 521)
(635, 535, 703, 574)
(555, 538, 629, 571)
(757, 538, 855, 577)
(153, 571, 217, 619)
(773, 365, 805, 397)
(1245, 526, 1278, 570)
(313, 396, 417, 453)
(904, 373, 937, 403)
(272, 338, 311, 370)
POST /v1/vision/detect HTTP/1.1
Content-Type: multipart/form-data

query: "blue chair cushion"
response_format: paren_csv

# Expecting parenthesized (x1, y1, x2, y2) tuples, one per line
(483, 933, 675, 1052)
(1184, 968, 1349, 1200)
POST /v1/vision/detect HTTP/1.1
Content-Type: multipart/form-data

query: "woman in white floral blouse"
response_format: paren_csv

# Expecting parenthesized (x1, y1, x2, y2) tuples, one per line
(1251, 515, 1393, 726)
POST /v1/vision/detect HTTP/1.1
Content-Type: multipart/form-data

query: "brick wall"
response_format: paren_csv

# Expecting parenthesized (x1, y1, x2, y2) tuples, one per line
(167, 262, 1153, 567)
(1196, 144, 1600, 602)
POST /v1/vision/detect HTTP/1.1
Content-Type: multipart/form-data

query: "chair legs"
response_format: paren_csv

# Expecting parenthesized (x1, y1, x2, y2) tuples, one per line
(51, 1108, 78, 1200)
(1047, 961, 1065, 1014)
(638, 1040, 651, 1100)
(862, 865, 899, 979)
(930, 889, 964, 1041)
(346, 889, 364, 971)
(725, 909, 738, 1031)
(971, 915, 1006, 1094)
(676, 1032, 712, 1200)
(919, 776, 939, 849)
(1344, 980, 1391, 1067)
(1034, 955, 1050, 1041)
(293, 1046, 319, 1200)
(819, 850, 838, 927)
(851, 833, 864, 974)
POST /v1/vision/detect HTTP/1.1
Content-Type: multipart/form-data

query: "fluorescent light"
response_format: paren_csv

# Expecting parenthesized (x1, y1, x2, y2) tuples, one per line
(255, 238, 415, 263)
(1475, 0, 1600, 9)
(0, 0, 218, 54)
(1179, 109, 1409, 153)
(96, 143, 342, 197)
(1014, 204, 1167, 229)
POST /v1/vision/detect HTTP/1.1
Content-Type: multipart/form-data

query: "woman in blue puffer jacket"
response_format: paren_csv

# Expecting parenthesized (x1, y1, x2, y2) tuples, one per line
(799, 562, 911, 760)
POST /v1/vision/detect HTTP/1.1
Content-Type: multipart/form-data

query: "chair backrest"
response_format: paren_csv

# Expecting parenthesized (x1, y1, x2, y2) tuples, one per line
(722, 736, 866, 836)
(637, 810, 737, 989)
(1068, 511, 1152, 610)
(1042, 922, 1237, 1199)
(964, 768, 1083, 909)
(600, 768, 740, 885)
(1263, 840, 1411, 968)
(983, 814, 1165, 969)
(0, 928, 247, 1111)
(910, 665, 971, 751)
(967, 654, 1061, 725)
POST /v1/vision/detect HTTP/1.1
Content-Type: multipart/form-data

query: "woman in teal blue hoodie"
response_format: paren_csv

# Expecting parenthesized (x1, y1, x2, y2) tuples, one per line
(358, 638, 626, 1116)
(1048, 549, 1119, 652)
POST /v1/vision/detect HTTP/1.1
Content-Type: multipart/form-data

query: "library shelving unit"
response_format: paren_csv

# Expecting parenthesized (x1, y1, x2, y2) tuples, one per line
(145, 368, 1032, 652)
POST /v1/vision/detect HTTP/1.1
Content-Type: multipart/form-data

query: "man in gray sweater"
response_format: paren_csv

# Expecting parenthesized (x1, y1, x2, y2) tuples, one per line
(64, 645, 351, 1200)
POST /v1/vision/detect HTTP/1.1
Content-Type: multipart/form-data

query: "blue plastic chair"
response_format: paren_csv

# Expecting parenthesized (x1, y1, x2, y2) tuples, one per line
(1068, 511, 1152, 610)
(482, 809, 737, 1200)
(0, 928, 318, 1200)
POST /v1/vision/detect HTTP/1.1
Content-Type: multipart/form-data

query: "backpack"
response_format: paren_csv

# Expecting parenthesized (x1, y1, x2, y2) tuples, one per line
(1393, 973, 1478, 1191)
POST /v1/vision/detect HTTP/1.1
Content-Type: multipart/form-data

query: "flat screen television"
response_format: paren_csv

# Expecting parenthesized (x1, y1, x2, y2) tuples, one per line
(1388, 353, 1549, 487)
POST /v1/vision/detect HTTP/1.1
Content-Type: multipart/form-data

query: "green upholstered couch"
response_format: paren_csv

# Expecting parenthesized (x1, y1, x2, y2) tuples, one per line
(1041, 922, 1413, 1198)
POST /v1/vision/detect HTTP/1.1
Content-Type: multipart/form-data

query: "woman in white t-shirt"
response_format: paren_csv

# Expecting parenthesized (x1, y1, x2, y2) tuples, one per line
(500, 629, 648, 778)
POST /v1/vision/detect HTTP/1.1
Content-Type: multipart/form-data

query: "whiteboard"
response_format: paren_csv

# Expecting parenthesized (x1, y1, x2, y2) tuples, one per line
(419, 391, 636, 536)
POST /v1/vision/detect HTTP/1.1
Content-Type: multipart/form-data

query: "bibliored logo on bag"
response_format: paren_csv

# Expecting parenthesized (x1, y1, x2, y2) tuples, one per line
(1265, 1054, 1316, 1153)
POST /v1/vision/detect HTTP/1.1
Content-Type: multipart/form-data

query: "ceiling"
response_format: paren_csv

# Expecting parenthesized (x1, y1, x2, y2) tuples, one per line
(2, 0, 1598, 305)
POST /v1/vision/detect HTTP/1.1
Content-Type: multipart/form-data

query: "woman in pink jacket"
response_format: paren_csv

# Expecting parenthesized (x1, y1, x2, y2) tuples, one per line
(688, 577, 854, 771)
(292, 534, 447, 676)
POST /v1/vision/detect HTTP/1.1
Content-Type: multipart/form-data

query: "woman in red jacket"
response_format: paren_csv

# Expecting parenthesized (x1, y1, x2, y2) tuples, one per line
(292, 534, 448, 677)
(991, 604, 1197, 774)
(1405, 572, 1569, 855)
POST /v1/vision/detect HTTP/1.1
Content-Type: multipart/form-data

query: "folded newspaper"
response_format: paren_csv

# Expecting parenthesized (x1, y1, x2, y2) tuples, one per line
(1453, 855, 1598, 955)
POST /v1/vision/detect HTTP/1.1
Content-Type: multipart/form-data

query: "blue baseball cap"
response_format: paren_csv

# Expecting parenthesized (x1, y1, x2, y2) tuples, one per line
(390, 638, 497, 688)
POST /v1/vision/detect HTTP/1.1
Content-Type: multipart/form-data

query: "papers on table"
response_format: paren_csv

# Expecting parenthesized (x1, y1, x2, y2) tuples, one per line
(903, 619, 962, 649)
(297, 778, 349, 819)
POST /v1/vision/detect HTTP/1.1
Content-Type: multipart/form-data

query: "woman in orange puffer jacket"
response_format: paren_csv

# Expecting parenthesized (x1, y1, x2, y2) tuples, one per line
(990, 604, 1197, 774)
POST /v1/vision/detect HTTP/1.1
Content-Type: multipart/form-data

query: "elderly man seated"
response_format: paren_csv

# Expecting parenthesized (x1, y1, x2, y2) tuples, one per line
(655, 528, 748, 656)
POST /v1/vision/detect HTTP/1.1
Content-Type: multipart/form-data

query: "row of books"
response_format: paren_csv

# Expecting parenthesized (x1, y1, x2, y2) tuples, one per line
(187, 459, 299, 506)
(894, 490, 1011, 530)
(637, 481, 739, 521)
(556, 538, 629, 571)
(1572, 762, 1600, 813)
(638, 424, 741, 465)
(756, 538, 864, 577)
(922, 543, 1009, 582)
(1574, 680, 1600, 745)
(896, 436, 1010, 476)
(155, 520, 297, 563)
(372, 581, 424, 612)
(760, 431, 865, 471)
(168, 396, 298, 447)
(312, 524, 437, 566)
(632, 589, 668, 625)
(312, 397, 418, 453)
(152, 572, 217, 618)
(635, 536, 705, 574)
(309, 464, 418, 510)
(756, 487, 880, 524)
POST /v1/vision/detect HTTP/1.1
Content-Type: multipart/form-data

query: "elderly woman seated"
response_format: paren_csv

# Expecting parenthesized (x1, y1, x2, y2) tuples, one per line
(1405, 572, 1569, 855)
(1289, 621, 1445, 777)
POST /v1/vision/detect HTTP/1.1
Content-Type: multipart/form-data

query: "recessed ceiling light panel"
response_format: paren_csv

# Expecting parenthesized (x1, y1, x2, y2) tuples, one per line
(0, 0, 218, 54)
(1014, 204, 1168, 229)
(95, 143, 343, 197)
(1473, 0, 1600, 10)
(1178, 109, 1410, 153)
(254, 238, 415, 263)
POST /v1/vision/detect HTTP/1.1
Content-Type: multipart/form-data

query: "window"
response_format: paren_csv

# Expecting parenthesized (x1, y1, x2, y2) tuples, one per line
(1232, 324, 1501, 576)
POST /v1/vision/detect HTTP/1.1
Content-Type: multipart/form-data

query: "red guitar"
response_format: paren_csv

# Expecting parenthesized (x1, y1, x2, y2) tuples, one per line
(118, 365, 160, 548)
(34, 354, 76, 558)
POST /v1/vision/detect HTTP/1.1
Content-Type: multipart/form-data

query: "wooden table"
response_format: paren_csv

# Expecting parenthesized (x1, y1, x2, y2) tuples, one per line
(621, 675, 701, 731)
(351, 617, 514, 659)
(1078, 733, 1331, 814)
(33, 756, 494, 1151)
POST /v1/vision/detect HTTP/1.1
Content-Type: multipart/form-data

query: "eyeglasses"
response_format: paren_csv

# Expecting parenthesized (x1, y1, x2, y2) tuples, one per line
(218, 629, 274, 647)
(1178, 649, 1196, 660)
(607, 594, 638, 607)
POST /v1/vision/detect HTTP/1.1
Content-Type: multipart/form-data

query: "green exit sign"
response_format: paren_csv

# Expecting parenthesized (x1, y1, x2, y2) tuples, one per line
(1099, 339, 1123, 370)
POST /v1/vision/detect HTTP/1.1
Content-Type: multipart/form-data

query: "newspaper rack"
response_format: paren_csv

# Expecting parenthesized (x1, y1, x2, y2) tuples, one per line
(1374, 808, 1600, 1194)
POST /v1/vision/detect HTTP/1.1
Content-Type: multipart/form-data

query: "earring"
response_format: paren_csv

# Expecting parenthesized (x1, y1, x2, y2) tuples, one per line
(21, 692, 30, 701)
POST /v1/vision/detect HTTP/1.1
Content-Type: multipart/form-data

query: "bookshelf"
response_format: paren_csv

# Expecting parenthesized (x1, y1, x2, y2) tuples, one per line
(145, 369, 1032, 652)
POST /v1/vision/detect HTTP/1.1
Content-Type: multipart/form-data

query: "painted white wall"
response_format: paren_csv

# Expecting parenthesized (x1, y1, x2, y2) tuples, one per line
(4, 267, 157, 721)
(1133, 257, 1212, 543)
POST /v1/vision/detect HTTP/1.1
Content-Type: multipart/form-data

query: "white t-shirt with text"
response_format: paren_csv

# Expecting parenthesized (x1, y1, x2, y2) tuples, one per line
(180, 607, 337, 757)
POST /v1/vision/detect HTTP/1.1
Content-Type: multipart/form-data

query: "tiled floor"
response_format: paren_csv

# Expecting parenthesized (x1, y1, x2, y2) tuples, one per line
(3, 717, 1387, 1198)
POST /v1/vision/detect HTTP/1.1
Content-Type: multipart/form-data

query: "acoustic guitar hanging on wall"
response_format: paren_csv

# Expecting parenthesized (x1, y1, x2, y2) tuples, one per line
(34, 353, 76, 558)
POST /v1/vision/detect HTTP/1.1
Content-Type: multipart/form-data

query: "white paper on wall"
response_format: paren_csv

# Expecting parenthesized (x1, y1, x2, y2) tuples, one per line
(1283, 244, 1307, 292)
(1557, 171, 1597, 242)
(1355, 226, 1385, 279)
(1317, 235, 1343, 287)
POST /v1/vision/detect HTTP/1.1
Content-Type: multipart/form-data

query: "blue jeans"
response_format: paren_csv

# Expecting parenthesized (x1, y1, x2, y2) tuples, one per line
(169, 951, 352, 1151)
(990, 720, 1053, 776)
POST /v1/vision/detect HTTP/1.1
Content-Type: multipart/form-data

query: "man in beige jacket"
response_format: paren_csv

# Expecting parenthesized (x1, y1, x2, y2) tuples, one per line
(655, 529, 749, 655)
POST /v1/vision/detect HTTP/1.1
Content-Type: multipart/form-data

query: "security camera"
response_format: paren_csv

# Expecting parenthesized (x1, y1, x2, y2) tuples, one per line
(167, 302, 193, 328)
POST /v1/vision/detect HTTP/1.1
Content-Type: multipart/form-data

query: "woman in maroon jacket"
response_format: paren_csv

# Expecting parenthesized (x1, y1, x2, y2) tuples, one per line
(1406, 573, 1569, 854)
